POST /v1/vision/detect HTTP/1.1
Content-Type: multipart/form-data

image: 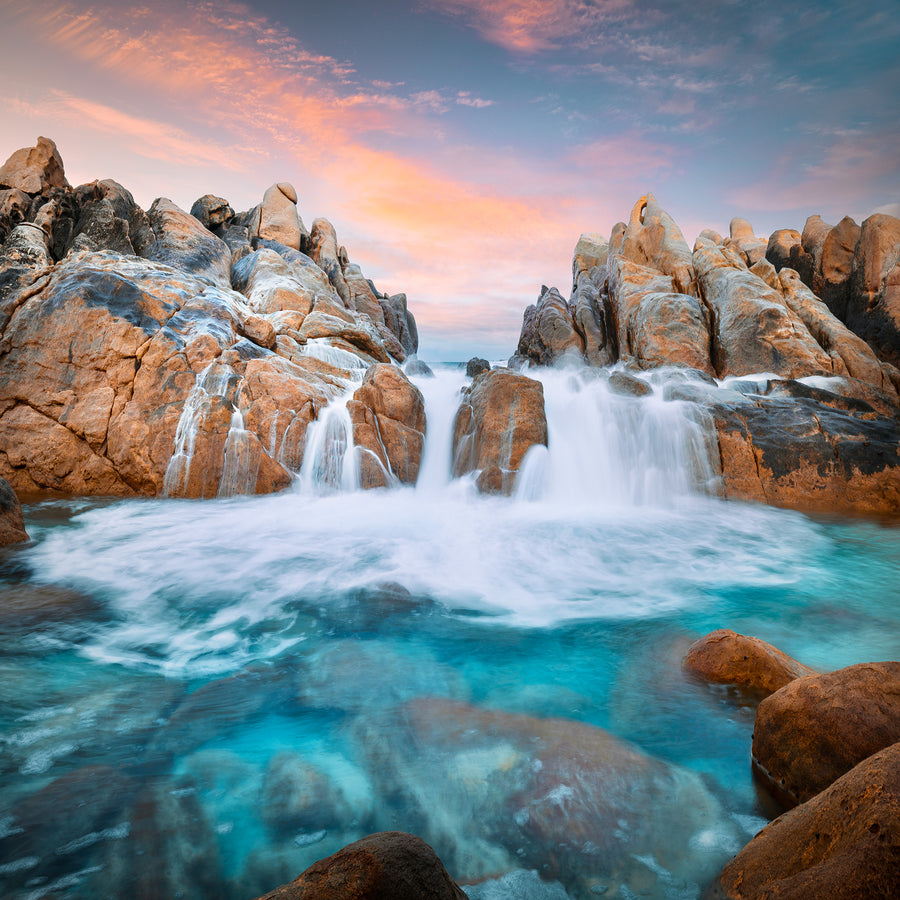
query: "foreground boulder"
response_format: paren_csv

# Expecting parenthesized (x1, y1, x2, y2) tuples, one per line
(752, 661, 900, 807)
(684, 629, 814, 698)
(452, 368, 547, 494)
(254, 832, 467, 900)
(705, 741, 900, 900)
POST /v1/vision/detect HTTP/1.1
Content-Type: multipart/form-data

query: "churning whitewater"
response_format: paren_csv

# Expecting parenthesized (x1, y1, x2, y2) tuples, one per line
(5, 365, 900, 900)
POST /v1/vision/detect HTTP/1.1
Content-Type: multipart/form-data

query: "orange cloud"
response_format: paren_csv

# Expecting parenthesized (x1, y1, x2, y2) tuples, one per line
(421, 0, 632, 53)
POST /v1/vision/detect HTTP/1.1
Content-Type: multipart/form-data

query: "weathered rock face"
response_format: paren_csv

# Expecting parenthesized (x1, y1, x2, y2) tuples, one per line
(608, 254, 713, 373)
(349, 364, 427, 488)
(619, 193, 696, 295)
(513, 286, 584, 365)
(815, 215, 861, 320)
(0, 140, 421, 499)
(765, 228, 803, 275)
(683, 629, 814, 698)
(706, 381, 900, 517)
(353, 698, 730, 897)
(253, 832, 468, 900)
(846, 213, 900, 366)
(752, 661, 900, 807)
(0, 476, 28, 545)
(705, 741, 900, 900)
(693, 238, 835, 379)
(452, 368, 547, 494)
(0, 136, 68, 194)
(725, 217, 767, 267)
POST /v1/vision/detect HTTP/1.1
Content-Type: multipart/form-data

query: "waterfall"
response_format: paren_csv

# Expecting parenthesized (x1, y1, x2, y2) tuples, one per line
(514, 368, 721, 507)
(296, 390, 360, 493)
(163, 362, 236, 497)
(218, 409, 257, 498)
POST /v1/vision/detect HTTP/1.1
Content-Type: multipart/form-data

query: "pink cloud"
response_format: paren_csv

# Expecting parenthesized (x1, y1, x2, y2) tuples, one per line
(421, 0, 632, 53)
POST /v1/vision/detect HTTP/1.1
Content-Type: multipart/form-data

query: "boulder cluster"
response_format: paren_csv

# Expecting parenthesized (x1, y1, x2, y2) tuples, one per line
(683, 629, 900, 899)
(0, 137, 422, 500)
(505, 193, 900, 516)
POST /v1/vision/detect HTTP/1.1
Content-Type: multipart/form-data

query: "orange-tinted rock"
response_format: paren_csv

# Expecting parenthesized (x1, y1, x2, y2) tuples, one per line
(693, 237, 834, 378)
(778, 267, 897, 397)
(817, 215, 861, 319)
(343, 262, 386, 327)
(765, 228, 801, 272)
(619, 193, 696, 295)
(684, 629, 815, 698)
(253, 832, 468, 900)
(725, 217, 767, 267)
(0, 136, 68, 194)
(0, 188, 32, 243)
(572, 231, 609, 286)
(309, 217, 350, 306)
(705, 742, 900, 900)
(247, 182, 307, 250)
(572, 269, 616, 366)
(0, 476, 28, 545)
(608, 254, 713, 373)
(752, 661, 900, 807)
(349, 364, 426, 488)
(847, 212, 900, 366)
(452, 368, 547, 493)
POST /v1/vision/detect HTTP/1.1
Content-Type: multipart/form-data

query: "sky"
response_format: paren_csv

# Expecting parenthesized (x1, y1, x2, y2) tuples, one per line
(1, 0, 898, 361)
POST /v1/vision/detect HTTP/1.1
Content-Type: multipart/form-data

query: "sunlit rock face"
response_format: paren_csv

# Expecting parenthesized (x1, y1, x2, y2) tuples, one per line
(0, 138, 418, 498)
(511, 194, 900, 516)
(707, 742, 900, 900)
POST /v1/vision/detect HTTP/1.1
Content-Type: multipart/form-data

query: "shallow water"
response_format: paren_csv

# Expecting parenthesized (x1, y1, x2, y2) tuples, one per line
(1, 365, 899, 899)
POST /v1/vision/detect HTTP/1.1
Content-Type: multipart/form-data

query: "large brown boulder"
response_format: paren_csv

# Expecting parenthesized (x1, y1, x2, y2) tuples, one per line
(846, 212, 900, 366)
(752, 661, 900, 807)
(348, 364, 426, 488)
(452, 368, 547, 494)
(816, 215, 861, 319)
(144, 197, 231, 289)
(693, 237, 836, 378)
(0, 136, 68, 194)
(705, 741, 900, 900)
(253, 832, 468, 900)
(778, 267, 898, 397)
(0, 476, 28, 545)
(684, 629, 814, 698)
(247, 182, 307, 251)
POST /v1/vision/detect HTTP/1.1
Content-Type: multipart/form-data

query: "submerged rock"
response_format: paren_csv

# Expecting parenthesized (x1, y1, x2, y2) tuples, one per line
(706, 741, 900, 900)
(751, 661, 900, 807)
(253, 831, 468, 900)
(452, 368, 547, 494)
(683, 629, 815, 698)
(353, 698, 733, 896)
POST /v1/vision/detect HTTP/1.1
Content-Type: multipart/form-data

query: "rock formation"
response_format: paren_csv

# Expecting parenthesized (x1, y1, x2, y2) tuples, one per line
(0, 476, 28, 545)
(511, 194, 900, 516)
(0, 138, 419, 499)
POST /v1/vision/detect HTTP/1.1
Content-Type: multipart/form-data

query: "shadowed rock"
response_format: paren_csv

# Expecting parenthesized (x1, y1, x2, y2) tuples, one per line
(0, 477, 28, 546)
(253, 832, 468, 900)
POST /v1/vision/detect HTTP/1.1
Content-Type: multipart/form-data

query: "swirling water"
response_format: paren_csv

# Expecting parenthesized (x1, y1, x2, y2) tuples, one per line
(1, 365, 899, 899)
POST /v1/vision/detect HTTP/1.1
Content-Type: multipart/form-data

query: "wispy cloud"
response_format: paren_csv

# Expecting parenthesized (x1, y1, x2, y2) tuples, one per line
(420, 0, 633, 53)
